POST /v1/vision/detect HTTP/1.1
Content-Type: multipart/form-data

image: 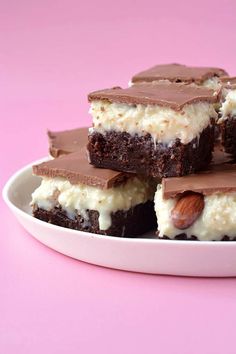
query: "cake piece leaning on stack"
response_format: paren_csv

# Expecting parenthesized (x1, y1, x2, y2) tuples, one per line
(155, 167, 236, 241)
(88, 83, 218, 178)
(31, 151, 157, 237)
(218, 77, 236, 158)
(48, 127, 88, 157)
(130, 63, 228, 89)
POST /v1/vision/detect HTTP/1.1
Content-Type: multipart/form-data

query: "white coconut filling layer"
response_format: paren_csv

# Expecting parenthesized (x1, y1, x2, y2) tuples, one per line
(202, 77, 222, 90)
(219, 89, 236, 121)
(31, 177, 155, 230)
(89, 100, 216, 145)
(155, 185, 236, 241)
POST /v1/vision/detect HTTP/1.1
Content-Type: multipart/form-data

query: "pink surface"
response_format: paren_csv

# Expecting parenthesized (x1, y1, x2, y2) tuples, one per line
(1, 0, 236, 352)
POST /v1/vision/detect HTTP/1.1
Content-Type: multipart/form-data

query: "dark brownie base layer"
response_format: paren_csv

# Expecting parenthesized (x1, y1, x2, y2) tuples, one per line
(158, 234, 236, 241)
(33, 201, 157, 237)
(88, 125, 214, 178)
(220, 116, 236, 157)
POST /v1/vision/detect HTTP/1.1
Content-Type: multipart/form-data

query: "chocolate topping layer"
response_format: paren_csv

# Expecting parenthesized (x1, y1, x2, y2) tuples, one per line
(131, 63, 228, 84)
(33, 151, 130, 189)
(220, 76, 236, 90)
(88, 83, 218, 111)
(163, 167, 236, 199)
(48, 127, 88, 157)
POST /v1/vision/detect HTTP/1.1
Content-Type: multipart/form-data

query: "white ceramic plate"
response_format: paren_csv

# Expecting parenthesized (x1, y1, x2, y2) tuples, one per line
(3, 158, 236, 277)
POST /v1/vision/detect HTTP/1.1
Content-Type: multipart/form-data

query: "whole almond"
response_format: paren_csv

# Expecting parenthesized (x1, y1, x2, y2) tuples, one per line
(171, 192, 204, 230)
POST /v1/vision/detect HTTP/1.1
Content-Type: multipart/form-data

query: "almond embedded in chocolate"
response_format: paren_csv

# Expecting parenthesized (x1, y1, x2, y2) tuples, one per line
(171, 192, 204, 230)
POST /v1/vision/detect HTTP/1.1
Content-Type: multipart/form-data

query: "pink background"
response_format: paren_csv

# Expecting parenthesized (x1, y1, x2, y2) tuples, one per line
(1, 0, 236, 353)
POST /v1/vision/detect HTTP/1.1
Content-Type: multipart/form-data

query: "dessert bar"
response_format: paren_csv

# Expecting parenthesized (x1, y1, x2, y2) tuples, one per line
(155, 168, 236, 241)
(88, 83, 218, 178)
(48, 127, 88, 157)
(131, 63, 227, 89)
(31, 152, 156, 237)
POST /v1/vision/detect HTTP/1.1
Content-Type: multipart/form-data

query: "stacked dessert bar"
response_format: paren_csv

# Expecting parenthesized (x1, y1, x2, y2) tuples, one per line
(87, 83, 217, 177)
(31, 63, 236, 240)
(130, 63, 226, 89)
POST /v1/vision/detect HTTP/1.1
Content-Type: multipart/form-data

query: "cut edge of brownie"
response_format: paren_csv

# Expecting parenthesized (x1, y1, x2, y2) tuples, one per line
(33, 201, 157, 238)
(220, 116, 236, 156)
(87, 124, 215, 178)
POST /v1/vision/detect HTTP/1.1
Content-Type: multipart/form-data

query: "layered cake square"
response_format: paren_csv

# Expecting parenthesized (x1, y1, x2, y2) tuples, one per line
(131, 63, 228, 89)
(218, 77, 236, 157)
(31, 152, 157, 237)
(88, 83, 218, 178)
(48, 127, 88, 157)
(155, 167, 236, 241)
